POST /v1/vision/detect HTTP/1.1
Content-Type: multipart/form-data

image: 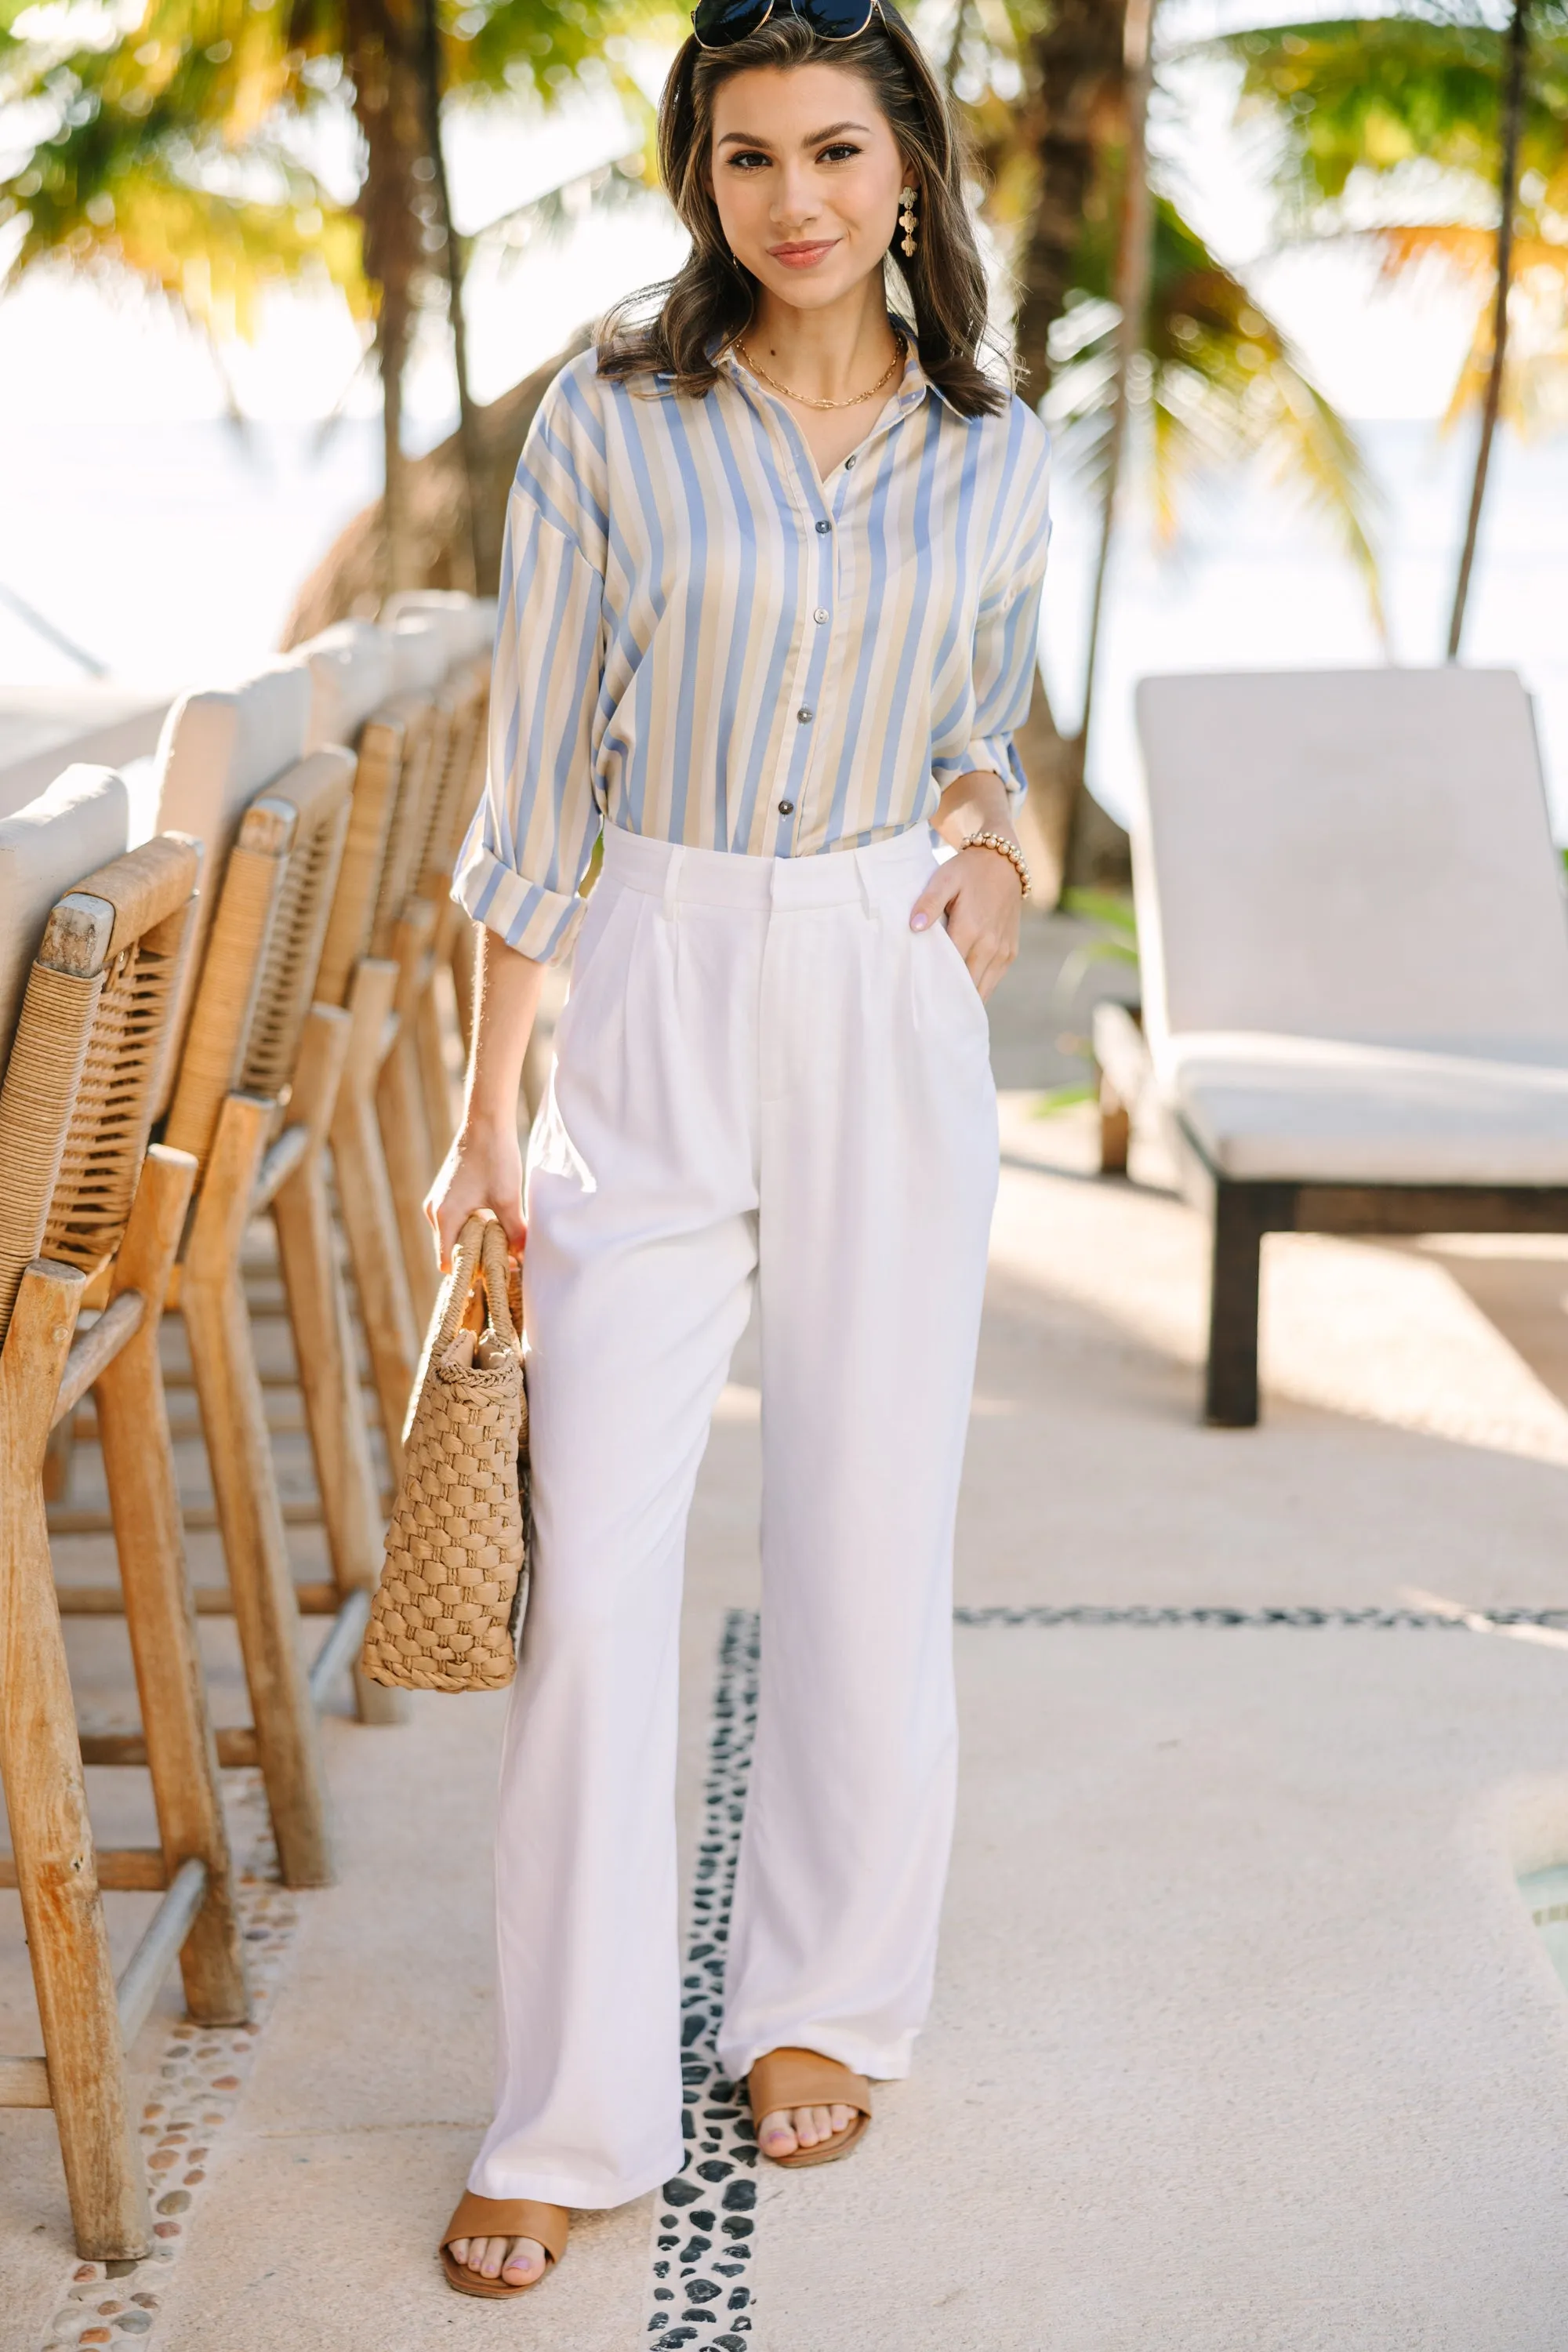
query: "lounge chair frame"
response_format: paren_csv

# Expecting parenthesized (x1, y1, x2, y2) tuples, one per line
(56, 749, 386, 1886)
(0, 835, 250, 2261)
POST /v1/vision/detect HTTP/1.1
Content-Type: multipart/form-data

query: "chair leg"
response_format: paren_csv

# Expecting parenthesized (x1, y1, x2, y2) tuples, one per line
(415, 967, 463, 1165)
(273, 1010, 408, 1729)
(98, 1145, 252, 2027)
(331, 960, 417, 1487)
(1098, 1069, 1131, 1176)
(42, 1410, 76, 1502)
(183, 1094, 334, 1889)
(379, 906, 440, 1331)
(416, 899, 466, 1157)
(1206, 1182, 1268, 1428)
(0, 1261, 151, 2259)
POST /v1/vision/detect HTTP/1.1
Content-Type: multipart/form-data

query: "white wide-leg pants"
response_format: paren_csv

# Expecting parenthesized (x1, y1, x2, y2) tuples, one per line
(470, 822, 999, 2209)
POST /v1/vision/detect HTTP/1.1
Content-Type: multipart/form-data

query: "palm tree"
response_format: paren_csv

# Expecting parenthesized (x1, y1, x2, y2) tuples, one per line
(1219, 0, 1568, 658)
(0, 0, 670, 591)
(948, 0, 1380, 891)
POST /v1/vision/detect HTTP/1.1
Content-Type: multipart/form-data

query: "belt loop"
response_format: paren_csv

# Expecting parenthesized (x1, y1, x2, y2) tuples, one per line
(662, 843, 684, 983)
(662, 844, 685, 926)
(854, 845, 876, 921)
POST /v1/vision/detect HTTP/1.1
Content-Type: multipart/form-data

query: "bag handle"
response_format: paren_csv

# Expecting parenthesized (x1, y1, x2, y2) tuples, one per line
(437, 1213, 520, 1359)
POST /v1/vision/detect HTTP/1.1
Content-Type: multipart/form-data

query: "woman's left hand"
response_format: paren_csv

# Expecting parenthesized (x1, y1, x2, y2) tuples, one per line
(909, 843, 1024, 1002)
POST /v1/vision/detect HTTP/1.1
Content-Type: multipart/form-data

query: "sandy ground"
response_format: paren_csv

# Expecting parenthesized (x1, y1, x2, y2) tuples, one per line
(8, 921, 1568, 2350)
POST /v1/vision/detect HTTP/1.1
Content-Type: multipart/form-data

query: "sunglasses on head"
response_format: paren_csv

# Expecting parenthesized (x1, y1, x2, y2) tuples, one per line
(691, 0, 884, 51)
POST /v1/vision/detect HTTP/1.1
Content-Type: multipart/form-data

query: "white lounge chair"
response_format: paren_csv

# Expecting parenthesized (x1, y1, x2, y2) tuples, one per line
(1106, 666, 1568, 1425)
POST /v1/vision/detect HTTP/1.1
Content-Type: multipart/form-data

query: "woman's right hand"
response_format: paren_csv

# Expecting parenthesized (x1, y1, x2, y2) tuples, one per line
(423, 1116, 527, 1274)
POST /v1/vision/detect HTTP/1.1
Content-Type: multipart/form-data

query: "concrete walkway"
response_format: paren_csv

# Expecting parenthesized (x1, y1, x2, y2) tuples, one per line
(9, 1065, 1568, 2349)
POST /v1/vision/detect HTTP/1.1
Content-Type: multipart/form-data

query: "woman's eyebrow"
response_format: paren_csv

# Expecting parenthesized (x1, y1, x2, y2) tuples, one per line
(715, 119, 874, 149)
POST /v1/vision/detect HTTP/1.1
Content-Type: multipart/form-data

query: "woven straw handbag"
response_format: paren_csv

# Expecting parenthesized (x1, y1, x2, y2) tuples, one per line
(361, 1212, 530, 1693)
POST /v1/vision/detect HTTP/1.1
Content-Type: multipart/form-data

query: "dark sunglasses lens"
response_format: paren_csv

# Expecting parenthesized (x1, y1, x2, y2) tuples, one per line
(792, 0, 877, 31)
(691, 0, 774, 42)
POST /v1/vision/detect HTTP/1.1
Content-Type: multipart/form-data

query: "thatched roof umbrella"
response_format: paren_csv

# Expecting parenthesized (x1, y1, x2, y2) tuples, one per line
(280, 331, 590, 649)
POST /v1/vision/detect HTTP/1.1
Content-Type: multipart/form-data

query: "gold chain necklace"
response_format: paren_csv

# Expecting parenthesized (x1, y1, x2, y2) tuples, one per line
(736, 331, 906, 412)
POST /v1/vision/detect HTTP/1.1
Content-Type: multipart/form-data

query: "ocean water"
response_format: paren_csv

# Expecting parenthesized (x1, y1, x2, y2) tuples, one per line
(2, 412, 1565, 831)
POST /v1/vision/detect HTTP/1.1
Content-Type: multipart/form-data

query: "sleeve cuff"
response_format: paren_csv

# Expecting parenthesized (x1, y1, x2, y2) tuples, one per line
(452, 840, 587, 964)
(931, 737, 1027, 802)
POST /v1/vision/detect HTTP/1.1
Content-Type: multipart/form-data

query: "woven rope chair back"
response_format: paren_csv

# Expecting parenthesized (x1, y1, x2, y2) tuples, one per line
(149, 666, 313, 1112)
(163, 748, 354, 1174)
(416, 658, 490, 901)
(312, 706, 405, 1011)
(0, 833, 201, 1343)
(368, 693, 448, 960)
(240, 750, 354, 1098)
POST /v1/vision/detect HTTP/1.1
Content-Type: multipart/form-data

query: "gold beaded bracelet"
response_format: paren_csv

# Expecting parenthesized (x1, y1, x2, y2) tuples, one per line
(960, 829, 1033, 900)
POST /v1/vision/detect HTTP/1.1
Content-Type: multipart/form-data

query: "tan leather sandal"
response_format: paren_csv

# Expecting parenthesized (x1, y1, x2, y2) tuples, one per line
(748, 2046, 873, 2169)
(439, 2190, 568, 2298)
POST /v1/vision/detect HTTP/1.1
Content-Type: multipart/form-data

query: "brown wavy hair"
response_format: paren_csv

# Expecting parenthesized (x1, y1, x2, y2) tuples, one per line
(597, 4, 1011, 419)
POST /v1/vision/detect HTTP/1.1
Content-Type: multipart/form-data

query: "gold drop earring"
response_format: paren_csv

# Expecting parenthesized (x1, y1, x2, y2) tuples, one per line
(898, 183, 918, 259)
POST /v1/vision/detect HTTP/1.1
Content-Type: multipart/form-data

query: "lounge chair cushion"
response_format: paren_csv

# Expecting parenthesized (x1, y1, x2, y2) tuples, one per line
(387, 614, 450, 697)
(153, 662, 311, 871)
(1133, 668, 1568, 1061)
(382, 590, 495, 665)
(296, 621, 396, 753)
(1167, 1030, 1568, 1186)
(0, 764, 131, 1057)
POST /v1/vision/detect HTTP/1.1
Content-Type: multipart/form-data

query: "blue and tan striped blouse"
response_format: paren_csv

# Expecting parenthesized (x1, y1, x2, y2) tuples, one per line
(454, 323, 1051, 962)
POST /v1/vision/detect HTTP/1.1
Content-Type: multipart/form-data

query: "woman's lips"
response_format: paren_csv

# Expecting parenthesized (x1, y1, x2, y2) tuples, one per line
(768, 240, 837, 269)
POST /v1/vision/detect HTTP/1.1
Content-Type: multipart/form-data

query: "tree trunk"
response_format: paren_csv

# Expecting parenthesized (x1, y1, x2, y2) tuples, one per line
(1063, 0, 1156, 891)
(1013, 0, 1126, 403)
(1010, 0, 1138, 897)
(278, 332, 591, 647)
(416, 0, 495, 592)
(344, 0, 427, 598)
(1447, 0, 1530, 659)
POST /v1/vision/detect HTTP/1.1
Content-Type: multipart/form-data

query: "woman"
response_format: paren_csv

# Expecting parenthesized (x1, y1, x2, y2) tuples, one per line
(431, 0, 1050, 2297)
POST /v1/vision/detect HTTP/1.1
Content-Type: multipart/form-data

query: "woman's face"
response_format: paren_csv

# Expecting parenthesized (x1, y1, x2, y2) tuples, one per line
(707, 63, 907, 314)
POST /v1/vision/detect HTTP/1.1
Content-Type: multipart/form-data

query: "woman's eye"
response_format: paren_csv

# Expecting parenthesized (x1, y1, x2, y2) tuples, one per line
(726, 149, 771, 171)
(819, 143, 862, 163)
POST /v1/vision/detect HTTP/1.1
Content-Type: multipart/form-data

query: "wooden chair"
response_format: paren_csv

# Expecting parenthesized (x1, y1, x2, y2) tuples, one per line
(296, 621, 430, 1475)
(55, 673, 376, 1886)
(0, 769, 249, 2260)
(160, 686, 367, 1882)
(1124, 666, 1568, 1425)
(383, 593, 496, 1160)
(368, 615, 452, 1331)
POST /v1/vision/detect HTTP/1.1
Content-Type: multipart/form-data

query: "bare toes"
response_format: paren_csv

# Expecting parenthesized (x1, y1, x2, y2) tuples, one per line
(759, 2107, 798, 2155)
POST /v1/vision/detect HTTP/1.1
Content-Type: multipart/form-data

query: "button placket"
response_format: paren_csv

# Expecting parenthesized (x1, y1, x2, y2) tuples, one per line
(770, 484, 833, 847)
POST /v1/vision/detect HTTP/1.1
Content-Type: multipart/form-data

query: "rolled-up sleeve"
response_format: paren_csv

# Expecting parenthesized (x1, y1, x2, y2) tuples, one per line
(454, 361, 608, 963)
(931, 405, 1051, 804)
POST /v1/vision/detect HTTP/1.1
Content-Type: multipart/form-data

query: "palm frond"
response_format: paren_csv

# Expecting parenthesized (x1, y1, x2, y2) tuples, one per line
(1213, 13, 1568, 215)
(444, 0, 680, 102)
(467, 145, 660, 263)
(1045, 195, 1385, 632)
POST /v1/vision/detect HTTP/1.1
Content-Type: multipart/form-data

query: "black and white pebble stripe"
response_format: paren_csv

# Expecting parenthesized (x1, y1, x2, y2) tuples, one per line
(646, 1610, 761, 2350)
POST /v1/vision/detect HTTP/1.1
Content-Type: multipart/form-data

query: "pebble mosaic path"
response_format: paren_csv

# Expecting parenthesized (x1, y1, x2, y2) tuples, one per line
(644, 1608, 761, 2351)
(29, 1771, 301, 2352)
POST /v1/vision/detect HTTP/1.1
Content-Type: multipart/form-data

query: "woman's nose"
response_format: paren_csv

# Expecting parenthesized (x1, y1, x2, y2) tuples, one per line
(771, 173, 821, 230)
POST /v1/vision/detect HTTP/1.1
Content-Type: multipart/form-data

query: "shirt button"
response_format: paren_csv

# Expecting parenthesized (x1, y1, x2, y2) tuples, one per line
(797, 708, 813, 723)
(814, 607, 829, 624)
(844, 455, 856, 468)
(815, 518, 831, 534)
(778, 800, 795, 816)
